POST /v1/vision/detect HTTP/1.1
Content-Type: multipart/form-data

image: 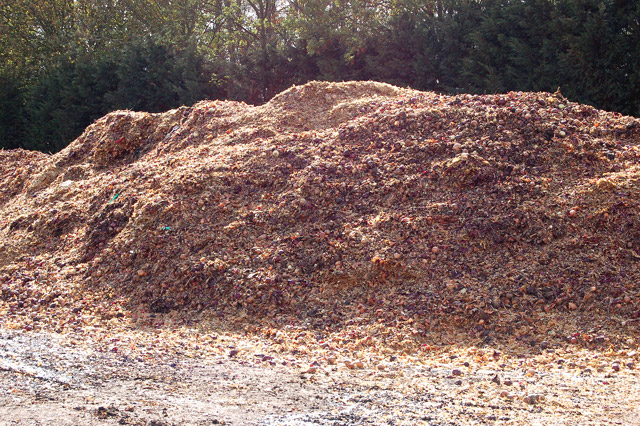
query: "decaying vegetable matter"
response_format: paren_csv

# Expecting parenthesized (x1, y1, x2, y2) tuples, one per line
(1, 81, 639, 350)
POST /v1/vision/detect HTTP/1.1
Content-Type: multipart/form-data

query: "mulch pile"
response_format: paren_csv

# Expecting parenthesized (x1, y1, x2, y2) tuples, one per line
(1, 81, 639, 347)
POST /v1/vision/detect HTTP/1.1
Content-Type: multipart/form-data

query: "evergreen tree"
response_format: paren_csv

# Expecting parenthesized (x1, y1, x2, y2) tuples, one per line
(414, 0, 483, 93)
(558, 0, 640, 116)
(0, 71, 26, 150)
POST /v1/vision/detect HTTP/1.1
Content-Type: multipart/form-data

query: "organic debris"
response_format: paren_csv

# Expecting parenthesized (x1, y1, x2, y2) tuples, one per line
(1, 81, 640, 350)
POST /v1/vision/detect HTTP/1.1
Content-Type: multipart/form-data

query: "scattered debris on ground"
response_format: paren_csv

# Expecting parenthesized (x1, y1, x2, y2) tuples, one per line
(2, 329, 639, 425)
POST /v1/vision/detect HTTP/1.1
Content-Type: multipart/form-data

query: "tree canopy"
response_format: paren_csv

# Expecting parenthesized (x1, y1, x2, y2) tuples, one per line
(1, 0, 638, 152)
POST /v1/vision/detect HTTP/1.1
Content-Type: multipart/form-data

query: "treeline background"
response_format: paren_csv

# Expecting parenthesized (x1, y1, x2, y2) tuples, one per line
(1, 0, 638, 152)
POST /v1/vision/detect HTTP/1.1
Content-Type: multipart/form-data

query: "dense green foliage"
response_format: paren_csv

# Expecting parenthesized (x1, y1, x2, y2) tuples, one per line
(1, 0, 638, 152)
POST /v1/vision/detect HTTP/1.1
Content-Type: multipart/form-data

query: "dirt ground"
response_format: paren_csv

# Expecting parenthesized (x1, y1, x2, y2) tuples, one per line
(1, 327, 639, 426)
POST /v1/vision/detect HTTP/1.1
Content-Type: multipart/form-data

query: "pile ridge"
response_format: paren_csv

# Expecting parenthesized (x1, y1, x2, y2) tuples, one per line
(1, 81, 639, 344)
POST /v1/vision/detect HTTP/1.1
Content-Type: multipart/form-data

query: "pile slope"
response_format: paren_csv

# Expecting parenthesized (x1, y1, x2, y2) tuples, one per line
(1, 81, 639, 345)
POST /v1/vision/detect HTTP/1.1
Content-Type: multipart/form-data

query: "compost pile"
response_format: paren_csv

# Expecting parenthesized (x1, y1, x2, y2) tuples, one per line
(1, 81, 640, 344)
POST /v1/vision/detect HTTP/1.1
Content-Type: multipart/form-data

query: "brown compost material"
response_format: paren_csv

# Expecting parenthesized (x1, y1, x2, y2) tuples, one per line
(1, 81, 640, 347)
